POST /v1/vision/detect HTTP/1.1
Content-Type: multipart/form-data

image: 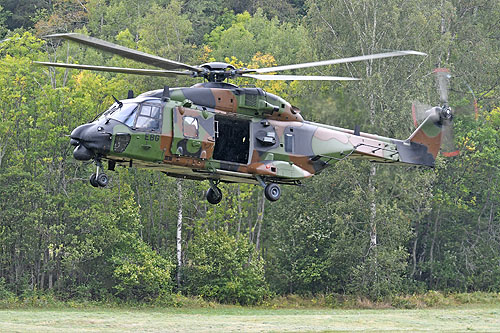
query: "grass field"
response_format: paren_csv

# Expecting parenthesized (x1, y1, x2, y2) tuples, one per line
(1, 305, 499, 332)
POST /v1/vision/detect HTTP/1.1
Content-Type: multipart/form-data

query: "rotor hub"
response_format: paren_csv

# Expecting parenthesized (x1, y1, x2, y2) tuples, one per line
(199, 62, 238, 82)
(440, 105, 453, 121)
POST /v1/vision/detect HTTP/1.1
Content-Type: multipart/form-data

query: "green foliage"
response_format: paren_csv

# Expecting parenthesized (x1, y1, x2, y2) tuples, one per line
(0, 278, 15, 301)
(0, 0, 51, 31)
(0, 5, 9, 38)
(350, 247, 409, 300)
(184, 230, 270, 305)
(0, 0, 499, 305)
(111, 236, 174, 300)
(206, 9, 312, 65)
(137, 0, 193, 61)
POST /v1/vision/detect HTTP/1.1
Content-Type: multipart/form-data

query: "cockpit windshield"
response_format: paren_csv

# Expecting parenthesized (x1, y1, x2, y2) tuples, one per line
(105, 103, 138, 127)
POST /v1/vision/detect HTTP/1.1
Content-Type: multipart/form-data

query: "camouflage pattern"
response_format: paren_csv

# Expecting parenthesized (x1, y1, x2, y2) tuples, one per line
(76, 82, 445, 186)
(40, 33, 435, 192)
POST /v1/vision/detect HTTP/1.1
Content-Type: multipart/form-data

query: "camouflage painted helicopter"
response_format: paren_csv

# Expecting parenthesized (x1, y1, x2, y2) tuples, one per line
(35, 33, 457, 204)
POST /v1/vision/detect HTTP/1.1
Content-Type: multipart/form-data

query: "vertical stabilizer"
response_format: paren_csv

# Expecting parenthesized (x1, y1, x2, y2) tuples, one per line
(409, 106, 443, 159)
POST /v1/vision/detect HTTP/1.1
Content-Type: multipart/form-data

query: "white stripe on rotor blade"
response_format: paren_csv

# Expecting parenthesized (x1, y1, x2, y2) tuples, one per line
(253, 50, 427, 73)
(241, 74, 360, 81)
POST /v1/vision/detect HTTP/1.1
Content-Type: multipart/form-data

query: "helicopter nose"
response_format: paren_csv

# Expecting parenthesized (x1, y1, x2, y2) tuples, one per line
(70, 123, 112, 160)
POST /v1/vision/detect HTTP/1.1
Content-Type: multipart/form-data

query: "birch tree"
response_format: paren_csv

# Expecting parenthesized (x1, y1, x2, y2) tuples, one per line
(176, 178, 183, 287)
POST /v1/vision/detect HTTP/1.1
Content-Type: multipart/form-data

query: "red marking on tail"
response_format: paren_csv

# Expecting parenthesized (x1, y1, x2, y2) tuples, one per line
(442, 150, 459, 157)
(433, 68, 450, 73)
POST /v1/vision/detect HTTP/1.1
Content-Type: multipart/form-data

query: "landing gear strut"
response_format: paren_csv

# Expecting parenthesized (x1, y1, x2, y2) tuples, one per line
(90, 159, 109, 188)
(206, 179, 222, 204)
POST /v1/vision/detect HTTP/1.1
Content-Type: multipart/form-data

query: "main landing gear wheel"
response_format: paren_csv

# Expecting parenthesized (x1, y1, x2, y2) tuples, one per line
(206, 187, 222, 205)
(264, 183, 281, 201)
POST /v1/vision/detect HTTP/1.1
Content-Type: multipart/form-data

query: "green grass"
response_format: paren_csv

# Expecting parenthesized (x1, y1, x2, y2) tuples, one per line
(1, 305, 500, 332)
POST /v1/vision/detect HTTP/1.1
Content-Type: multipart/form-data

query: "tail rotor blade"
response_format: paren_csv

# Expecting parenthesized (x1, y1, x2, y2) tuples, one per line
(412, 101, 433, 127)
(441, 119, 459, 157)
(454, 104, 476, 118)
(434, 68, 450, 105)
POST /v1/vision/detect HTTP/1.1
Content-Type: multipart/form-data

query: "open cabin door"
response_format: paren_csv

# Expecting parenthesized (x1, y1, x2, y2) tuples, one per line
(171, 106, 215, 159)
(212, 116, 250, 164)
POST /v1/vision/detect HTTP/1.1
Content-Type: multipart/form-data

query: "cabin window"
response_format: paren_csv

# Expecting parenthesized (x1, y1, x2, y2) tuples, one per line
(285, 133, 294, 153)
(135, 104, 162, 131)
(183, 116, 199, 138)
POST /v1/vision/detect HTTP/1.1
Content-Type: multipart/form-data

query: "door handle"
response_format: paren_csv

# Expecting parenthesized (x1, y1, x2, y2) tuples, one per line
(141, 144, 151, 150)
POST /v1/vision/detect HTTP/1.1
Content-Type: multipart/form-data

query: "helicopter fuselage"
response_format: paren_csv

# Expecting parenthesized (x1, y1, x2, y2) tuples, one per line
(70, 82, 436, 189)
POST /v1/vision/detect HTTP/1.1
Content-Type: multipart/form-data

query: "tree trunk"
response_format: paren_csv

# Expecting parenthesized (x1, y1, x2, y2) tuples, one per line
(411, 220, 420, 277)
(0, 143, 6, 168)
(237, 185, 242, 240)
(176, 179, 183, 287)
(255, 191, 265, 252)
(48, 248, 53, 290)
(148, 183, 154, 247)
(429, 209, 441, 286)
(40, 249, 46, 290)
(368, 164, 377, 249)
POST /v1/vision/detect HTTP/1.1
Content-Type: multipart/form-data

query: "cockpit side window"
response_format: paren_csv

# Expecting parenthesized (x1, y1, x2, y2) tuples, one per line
(183, 116, 198, 138)
(135, 104, 162, 131)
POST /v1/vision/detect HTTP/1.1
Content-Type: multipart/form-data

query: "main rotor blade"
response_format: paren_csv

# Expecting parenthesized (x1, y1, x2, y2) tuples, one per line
(241, 74, 360, 81)
(246, 50, 426, 74)
(44, 33, 201, 72)
(34, 61, 193, 77)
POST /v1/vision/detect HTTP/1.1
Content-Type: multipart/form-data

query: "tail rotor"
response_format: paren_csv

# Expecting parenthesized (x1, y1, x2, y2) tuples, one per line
(434, 68, 459, 157)
(411, 68, 477, 157)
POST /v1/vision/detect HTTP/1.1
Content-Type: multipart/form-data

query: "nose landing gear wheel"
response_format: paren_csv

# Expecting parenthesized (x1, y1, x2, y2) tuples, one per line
(90, 173, 109, 187)
(264, 183, 281, 201)
(89, 158, 109, 188)
(96, 173, 109, 187)
(206, 187, 222, 205)
(90, 173, 99, 187)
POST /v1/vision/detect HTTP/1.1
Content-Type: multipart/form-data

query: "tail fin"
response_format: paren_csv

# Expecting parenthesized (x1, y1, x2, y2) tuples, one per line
(409, 107, 443, 158)
(395, 107, 443, 167)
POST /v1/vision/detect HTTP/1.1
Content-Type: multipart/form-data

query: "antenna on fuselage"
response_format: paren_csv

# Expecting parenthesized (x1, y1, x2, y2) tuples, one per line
(112, 95, 123, 108)
(162, 86, 170, 101)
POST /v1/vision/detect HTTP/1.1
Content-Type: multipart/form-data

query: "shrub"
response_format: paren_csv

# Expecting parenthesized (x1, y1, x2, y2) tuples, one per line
(349, 247, 408, 300)
(111, 236, 174, 300)
(184, 229, 270, 305)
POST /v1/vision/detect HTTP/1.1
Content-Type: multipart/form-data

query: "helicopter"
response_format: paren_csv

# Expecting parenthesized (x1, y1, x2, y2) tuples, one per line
(35, 33, 457, 204)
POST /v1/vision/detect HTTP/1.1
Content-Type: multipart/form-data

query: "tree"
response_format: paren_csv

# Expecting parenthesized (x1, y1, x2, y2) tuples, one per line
(0, 0, 51, 31)
(34, 0, 89, 36)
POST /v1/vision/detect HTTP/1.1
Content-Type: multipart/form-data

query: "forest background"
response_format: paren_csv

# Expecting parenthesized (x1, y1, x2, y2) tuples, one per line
(0, 0, 499, 306)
